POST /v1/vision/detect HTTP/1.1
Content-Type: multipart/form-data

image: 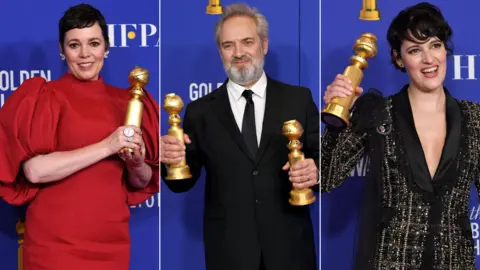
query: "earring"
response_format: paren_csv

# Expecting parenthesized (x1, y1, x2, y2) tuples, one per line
(60, 54, 65, 61)
(104, 51, 109, 58)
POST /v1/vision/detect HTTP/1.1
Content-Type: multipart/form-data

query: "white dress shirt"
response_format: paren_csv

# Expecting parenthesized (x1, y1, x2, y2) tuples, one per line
(226, 72, 267, 146)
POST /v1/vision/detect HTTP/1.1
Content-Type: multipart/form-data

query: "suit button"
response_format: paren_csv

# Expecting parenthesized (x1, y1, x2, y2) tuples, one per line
(255, 199, 261, 205)
(253, 171, 259, 176)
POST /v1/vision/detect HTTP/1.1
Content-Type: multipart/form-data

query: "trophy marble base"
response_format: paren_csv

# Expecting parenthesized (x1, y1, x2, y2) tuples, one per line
(360, 9, 380, 21)
(321, 102, 349, 128)
(206, 5, 222, 14)
(166, 165, 192, 180)
(289, 188, 316, 206)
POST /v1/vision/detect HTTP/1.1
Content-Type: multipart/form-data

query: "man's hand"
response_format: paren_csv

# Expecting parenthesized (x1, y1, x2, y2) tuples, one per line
(282, 158, 318, 189)
(160, 134, 191, 164)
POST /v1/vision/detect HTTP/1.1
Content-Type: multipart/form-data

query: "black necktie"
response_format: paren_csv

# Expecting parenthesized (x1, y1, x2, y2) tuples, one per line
(242, 89, 258, 158)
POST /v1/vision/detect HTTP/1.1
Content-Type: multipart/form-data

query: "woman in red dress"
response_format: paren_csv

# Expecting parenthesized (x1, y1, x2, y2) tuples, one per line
(0, 4, 159, 270)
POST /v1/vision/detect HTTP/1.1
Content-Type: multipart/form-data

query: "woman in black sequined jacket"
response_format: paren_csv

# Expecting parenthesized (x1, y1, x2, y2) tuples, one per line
(322, 2, 479, 270)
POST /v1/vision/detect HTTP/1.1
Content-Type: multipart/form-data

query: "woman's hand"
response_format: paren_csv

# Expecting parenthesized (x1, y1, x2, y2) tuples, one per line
(324, 74, 363, 107)
(102, 125, 145, 166)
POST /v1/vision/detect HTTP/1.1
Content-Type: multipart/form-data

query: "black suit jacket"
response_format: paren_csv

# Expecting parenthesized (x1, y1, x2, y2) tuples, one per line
(162, 76, 319, 270)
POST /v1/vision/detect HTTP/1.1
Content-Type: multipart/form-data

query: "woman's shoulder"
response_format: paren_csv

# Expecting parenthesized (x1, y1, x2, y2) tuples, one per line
(457, 99, 480, 109)
(103, 82, 125, 92)
(457, 99, 480, 119)
(103, 82, 134, 100)
(11, 76, 57, 100)
(351, 88, 391, 133)
(18, 76, 48, 90)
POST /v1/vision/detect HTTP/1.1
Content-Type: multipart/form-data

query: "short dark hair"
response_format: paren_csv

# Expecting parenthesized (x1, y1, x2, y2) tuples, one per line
(58, 4, 109, 52)
(386, 2, 453, 72)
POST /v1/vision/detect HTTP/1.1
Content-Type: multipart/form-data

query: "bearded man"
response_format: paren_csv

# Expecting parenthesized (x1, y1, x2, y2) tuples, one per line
(160, 4, 319, 270)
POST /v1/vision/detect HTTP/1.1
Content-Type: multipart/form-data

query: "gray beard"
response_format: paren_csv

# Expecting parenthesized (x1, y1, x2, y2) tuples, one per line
(225, 58, 264, 86)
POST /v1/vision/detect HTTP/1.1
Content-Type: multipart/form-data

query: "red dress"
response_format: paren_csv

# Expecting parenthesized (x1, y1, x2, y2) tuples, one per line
(0, 73, 159, 270)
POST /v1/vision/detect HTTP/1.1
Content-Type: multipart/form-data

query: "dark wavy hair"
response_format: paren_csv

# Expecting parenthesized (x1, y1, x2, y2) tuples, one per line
(58, 4, 109, 52)
(386, 2, 453, 72)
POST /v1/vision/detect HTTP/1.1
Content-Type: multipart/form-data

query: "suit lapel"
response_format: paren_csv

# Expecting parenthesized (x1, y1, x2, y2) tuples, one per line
(211, 83, 255, 162)
(392, 85, 461, 193)
(393, 87, 434, 192)
(210, 77, 285, 164)
(255, 78, 284, 164)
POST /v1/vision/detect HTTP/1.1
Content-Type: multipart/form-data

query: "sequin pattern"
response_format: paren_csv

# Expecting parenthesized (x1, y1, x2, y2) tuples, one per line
(321, 99, 480, 269)
(321, 126, 367, 192)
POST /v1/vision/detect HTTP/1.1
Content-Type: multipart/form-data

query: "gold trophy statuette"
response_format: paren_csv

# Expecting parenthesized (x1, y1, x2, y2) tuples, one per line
(360, 0, 380, 20)
(163, 93, 192, 180)
(121, 66, 149, 154)
(321, 33, 377, 128)
(282, 120, 316, 206)
(17, 219, 24, 270)
(206, 0, 222, 14)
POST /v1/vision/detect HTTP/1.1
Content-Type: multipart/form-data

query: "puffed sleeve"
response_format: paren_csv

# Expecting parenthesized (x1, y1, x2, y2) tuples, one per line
(125, 89, 159, 205)
(0, 77, 62, 205)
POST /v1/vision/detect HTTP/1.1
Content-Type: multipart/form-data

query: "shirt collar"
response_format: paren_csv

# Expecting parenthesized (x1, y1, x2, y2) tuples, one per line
(227, 71, 267, 102)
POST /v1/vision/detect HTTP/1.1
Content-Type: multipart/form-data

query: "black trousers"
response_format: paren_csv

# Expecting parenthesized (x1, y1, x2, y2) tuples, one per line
(259, 254, 266, 270)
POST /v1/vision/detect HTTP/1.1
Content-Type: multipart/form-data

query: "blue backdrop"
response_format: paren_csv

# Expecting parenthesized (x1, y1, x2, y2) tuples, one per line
(321, 0, 480, 269)
(160, 0, 319, 269)
(0, 1, 159, 269)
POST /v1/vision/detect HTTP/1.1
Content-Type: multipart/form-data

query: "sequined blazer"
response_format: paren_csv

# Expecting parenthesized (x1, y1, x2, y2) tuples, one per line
(321, 86, 480, 270)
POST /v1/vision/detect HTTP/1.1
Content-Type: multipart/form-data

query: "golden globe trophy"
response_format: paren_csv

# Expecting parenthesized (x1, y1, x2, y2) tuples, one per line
(320, 33, 377, 128)
(282, 120, 316, 206)
(121, 67, 149, 155)
(163, 93, 192, 180)
(206, 0, 222, 14)
(360, 0, 380, 20)
(17, 218, 24, 270)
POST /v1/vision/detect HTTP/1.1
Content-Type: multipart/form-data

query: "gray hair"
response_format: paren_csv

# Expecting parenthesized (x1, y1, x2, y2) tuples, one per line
(214, 4, 269, 46)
